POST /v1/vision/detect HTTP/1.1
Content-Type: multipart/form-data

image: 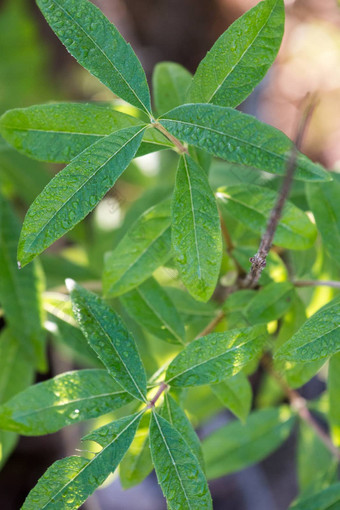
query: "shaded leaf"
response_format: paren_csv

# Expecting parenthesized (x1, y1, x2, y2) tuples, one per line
(211, 372, 252, 422)
(202, 406, 295, 479)
(275, 295, 340, 362)
(18, 125, 145, 267)
(121, 277, 185, 345)
(36, 0, 151, 114)
(328, 352, 340, 447)
(69, 282, 147, 402)
(0, 369, 133, 435)
(153, 62, 192, 116)
(289, 483, 340, 510)
(172, 154, 222, 302)
(188, 0, 284, 108)
(245, 282, 295, 325)
(150, 411, 212, 510)
(22, 412, 142, 509)
(159, 104, 330, 182)
(217, 185, 317, 250)
(103, 200, 172, 297)
(165, 325, 267, 387)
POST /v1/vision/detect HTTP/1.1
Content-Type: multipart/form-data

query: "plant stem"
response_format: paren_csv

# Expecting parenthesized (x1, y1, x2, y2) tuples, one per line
(262, 354, 340, 461)
(196, 310, 225, 338)
(146, 381, 169, 409)
(294, 280, 340, 289)
(242, 96, 317, 289)
(153, 122, 189, 154)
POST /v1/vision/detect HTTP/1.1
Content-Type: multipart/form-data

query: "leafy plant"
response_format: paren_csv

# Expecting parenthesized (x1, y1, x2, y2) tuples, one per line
(0, 0, 339, 508)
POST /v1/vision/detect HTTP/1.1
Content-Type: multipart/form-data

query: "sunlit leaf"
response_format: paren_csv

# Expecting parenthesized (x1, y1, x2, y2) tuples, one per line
(328, 352, 340, 448)
(211, 372, 252, 422)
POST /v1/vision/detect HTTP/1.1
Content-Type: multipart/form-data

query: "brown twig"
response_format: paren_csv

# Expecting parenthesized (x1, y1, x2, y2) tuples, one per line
(294, 280, 340, 289)
(242, 95, 318, 289)
(196, 310, 225, 338)
(146, 381, 169, 409)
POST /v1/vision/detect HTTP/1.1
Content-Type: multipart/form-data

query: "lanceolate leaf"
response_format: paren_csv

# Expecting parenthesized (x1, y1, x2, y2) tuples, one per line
(275, 295, 340, 362)
(245, 282, 295, 325)
(0, 103, 171, 163)
(119, 412, 153, 489)
(103, 200, 172, 297)
(328, 352, 340, 447)
(172, 154, 222, 302)
(211, 372, 252, 422)
(202, 406, 295, 479)
(306, 176, 340, 266)
(36, 0, 151, 114)
(120, 277, 185, 345)
(0, 193, 46, 369)
(160, 393, 204, 468)
(217, 185, 317, 250)
(68, 282, 147, 402)
(0, 369, 133, 435)
(159, 104, 330, 182)
(149, 411, 212, 510)
(18, 125, 145, 267)
(188, 0, 284, 108)
(165, 325, 267, 387)
(22, 412, 142, 509)
(153, 62, 192, 116)
(289, 483, 340, 510)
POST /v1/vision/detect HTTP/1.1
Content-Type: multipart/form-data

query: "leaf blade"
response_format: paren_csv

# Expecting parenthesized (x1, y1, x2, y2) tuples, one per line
(153, 62, 192, 116)
(211, 372, 252, 422)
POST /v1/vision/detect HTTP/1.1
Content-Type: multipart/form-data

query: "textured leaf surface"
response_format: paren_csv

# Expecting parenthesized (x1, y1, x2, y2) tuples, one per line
(0, 369, 133, 435)
(165, 325, 267, 387)
(172, 154, 222, 302)
(22, 412, 142, 509)
(0, 103, 147, 162)
(0, 193, 46, 368)
(153, 62, 192, 116)
(275, 295, 340, 362)
(289, 483, 340, 510)
(188, 0, 284, 108)
(149, 412, 212, 510)
(329, 352, 340, 447)
(160, 393, 204, 468)
(18, 125, 145, 267)
(203, 406, 295, 479)
(103, 200, 172, 297)
(119, 412, 153, 489)
(160, 104, 330, 181)
(211, 372, 252, 422)
(245, 282, 295, 325)
(121, 277, 185, 345)
(306, 176, 340, 265)
(217, 185, 317, 250)
(36, 0, 151, 113)
(69, 283, 147, 402)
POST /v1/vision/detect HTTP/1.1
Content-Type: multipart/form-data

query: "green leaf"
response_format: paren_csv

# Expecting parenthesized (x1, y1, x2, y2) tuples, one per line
(103, 200, 172, 297)
(0, 193, 46, 369)
(149, 411, 212, 510)
(245, 282, 295, 325)
(217, 185, 317, 250)
(0, 369, 133, 435)
(165, 325, 267, 387)
(159, 104, 331, 182)
(188, 0, 284, 108)
(202, 406, 295, 479)
(18, 125, 145, 267)
(297, 421, 336, 496)
(160, 393, 204, 468)
(121, 277, 185, 345)
(119, 412, 153, 489)
(22, 412, 142, 509)
(275, 295, 340, 362)
(328, 352, 340, 447)
(153, 62, 192, 116)
(306, 176, 340, 266)
(172, 154, 222, 302)
(211, 372, 252, 422)
(0, 103, 145, 162)
(289, 483, 340, 510)
(68, 282, 147, 402)
(36, 0, 151, 114)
